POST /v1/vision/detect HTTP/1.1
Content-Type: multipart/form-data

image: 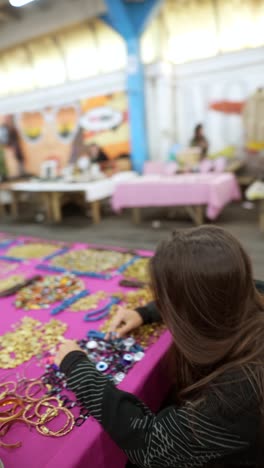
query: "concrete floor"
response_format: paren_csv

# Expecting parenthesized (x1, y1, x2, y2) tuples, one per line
(0, 202, 263, 279)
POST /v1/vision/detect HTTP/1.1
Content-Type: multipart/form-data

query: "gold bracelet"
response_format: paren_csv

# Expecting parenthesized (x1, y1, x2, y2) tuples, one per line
(16, 377, 41, 400)
(23, 403, 40, 426)
(0, 397, 24, 423)
(23, 403, 59, 427)
(35, 397, 62, 417)
(0, 381, 17, 399)
(0, 418, 28, 449)
(36, 407, 74, 437)
(25, 380, 46, 402)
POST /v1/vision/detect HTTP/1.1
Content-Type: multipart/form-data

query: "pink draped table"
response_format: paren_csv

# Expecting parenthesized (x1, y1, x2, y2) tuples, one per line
(112, 173, 241, 224)
(0, 240, 172, 468)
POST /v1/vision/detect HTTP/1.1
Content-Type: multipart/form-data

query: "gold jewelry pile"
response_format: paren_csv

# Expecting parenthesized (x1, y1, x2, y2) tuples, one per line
(51, 249, 133, 273)
(0, 317, 67, 369)
(113, 288, 153, 308)
(70, 291, 107, 312)
(101, 288, 166, 347)
(7, 243, 59, 260)
(129, 322, 166, 348)
(123, 258, 150, 283)
(0, 275, 24, 293)
(0, 379, 75, 448)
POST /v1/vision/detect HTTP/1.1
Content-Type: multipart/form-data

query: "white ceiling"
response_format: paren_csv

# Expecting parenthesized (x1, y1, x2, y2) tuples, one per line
(0, 0, 107, 51)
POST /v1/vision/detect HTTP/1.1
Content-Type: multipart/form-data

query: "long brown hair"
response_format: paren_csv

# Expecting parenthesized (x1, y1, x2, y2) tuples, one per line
(150, 226, 264, 404)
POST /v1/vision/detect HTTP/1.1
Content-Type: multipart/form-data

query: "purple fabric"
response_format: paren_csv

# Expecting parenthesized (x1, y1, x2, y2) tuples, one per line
(112, 173, 241, 220)
(0, 242, 172, 468)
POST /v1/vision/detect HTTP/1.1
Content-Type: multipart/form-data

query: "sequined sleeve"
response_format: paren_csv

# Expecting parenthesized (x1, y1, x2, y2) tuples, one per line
(62, 353, 257, 468)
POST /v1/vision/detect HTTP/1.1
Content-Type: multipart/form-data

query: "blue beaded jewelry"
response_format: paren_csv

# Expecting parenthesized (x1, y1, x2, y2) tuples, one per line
(50, 289, 90, 315)
(0, 255, 24, 263)
(36, 264, 112, 279)
(43, 247, 69, 261)
(83, 296, 121, 322)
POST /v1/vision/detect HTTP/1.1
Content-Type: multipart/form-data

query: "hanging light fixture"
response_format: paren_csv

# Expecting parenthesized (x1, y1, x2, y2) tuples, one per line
(9, 0, 37, 7)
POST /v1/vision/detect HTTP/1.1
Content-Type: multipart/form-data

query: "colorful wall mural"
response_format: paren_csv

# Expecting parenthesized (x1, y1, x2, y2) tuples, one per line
(0, 92, 130, 177)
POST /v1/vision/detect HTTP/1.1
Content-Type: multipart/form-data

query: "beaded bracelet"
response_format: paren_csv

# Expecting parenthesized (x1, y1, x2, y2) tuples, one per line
(75, 408, 90, 427)
(0, 239, 15, 249)
(43, 247, 69, 262)
(36, 264, 112, 279)
(0, 255, 23, 263)
(116, 255, 140, 274)
(84, 296, 121, 322)
(50, 289, 90, 316)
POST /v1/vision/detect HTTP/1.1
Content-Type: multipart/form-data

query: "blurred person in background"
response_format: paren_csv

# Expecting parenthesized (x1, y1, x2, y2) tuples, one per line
(87, 143, 108, 164)
(190, 123, 209, 158)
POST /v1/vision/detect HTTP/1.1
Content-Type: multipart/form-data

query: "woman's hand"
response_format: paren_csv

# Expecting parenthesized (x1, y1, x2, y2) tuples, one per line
(106, 306, 143, 339)
(54, 340, 82, 367)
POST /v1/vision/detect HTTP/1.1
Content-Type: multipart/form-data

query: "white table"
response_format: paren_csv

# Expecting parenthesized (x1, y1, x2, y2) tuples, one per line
(2, 172, 138, 223)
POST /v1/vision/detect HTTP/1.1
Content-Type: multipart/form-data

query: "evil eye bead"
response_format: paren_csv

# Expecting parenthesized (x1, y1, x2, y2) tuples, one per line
(123, 337, 135, 348)
(96, 361, 108, 372)
(123, 353, 134, 363)
(133, 351, 145, 362)
(113, 372, 125, 385)
(86, 340, 98, 350)
(88, 352, 98, 362)
(97, 341, 107, 351)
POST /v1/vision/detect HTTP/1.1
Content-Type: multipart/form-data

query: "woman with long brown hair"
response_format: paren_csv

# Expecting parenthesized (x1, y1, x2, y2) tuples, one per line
(55, 226, 264, 467)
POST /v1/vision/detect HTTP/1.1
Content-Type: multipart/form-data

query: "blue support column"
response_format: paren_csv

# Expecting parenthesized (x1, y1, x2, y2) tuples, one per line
(126, 36, 146, 174)
(102, 0, 163, 173)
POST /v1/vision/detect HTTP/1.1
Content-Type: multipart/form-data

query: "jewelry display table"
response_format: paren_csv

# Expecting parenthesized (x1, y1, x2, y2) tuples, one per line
(0, 235, 171, 468)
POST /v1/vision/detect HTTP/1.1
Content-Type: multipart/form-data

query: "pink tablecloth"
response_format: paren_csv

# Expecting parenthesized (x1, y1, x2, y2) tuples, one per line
(112, 173, 241, 220)
(0, 240, 172, 468)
